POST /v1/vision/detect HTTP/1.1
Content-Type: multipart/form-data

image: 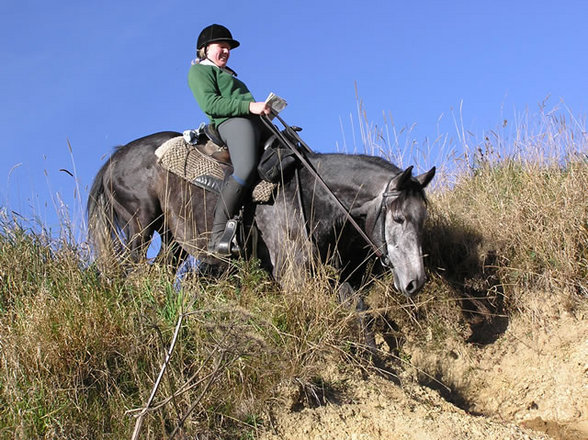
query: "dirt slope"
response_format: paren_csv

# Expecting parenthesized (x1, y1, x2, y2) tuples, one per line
(262, 377, 549, 440)
(260, 300, 587, 440)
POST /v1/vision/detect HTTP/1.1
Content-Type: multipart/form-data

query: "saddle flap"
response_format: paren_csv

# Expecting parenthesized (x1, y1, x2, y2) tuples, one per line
(192, 175, 223, 194)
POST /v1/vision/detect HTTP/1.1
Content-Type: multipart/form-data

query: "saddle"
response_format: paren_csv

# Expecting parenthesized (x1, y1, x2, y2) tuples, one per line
(183, 123, 231, 164)
(155, 128, 277, 203)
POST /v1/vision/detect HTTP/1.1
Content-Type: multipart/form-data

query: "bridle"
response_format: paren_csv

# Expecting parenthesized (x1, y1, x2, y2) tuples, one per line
(370, 184, 403, 268)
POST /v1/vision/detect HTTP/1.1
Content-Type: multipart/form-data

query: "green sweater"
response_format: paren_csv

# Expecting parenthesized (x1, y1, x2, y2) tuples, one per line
(188, 62, 255, 128)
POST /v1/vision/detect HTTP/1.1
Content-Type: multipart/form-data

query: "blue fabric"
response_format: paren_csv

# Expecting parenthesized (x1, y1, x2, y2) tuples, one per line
(231, 173, 246, 186)
(173, 255, 201, 291)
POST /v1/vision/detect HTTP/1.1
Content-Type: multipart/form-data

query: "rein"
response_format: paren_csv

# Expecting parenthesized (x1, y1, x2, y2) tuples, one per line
(260, 114, 398, 267)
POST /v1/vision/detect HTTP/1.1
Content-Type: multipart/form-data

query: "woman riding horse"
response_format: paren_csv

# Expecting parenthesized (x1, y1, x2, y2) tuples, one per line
(189, 24, 272, 258)
(87, 24, 436, 299)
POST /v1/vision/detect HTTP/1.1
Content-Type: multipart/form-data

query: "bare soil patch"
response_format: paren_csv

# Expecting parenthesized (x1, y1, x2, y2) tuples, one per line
(260, 298, 587, 440)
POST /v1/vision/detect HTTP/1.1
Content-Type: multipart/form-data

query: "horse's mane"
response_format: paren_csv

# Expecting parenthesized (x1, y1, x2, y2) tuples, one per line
(305, 152, 405, 191)
(310, 153, 430, 216)
(311, 151, 398, 168)
(309, 152, 401, 174)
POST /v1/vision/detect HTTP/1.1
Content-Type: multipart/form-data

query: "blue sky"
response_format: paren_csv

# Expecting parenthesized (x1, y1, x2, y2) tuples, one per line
(1, 0, 587, 238)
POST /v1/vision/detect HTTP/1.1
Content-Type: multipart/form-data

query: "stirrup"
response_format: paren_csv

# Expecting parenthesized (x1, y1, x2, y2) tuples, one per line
(215, 219, 240, 257)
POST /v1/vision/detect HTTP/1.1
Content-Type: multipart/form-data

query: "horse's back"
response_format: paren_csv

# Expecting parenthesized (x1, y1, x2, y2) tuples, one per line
(125, 131, 182, 149)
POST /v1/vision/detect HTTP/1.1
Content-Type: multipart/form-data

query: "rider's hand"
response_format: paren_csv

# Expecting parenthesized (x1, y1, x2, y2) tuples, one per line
(249, 101, 271, 116)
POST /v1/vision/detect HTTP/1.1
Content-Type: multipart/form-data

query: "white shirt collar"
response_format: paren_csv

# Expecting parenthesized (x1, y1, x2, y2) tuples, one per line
(198, 58, 237, 76)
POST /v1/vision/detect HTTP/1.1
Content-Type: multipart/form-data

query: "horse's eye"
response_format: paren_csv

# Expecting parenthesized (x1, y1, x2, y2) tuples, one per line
(393, 215, 405, 225)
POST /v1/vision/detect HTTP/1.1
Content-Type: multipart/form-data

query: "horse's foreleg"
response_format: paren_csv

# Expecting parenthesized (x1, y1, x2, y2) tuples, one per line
(157, 228, 188, 268)
(338, 282, 377, 355)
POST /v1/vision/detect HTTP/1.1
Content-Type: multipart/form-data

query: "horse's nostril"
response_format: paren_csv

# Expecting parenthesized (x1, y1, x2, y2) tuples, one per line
(404, 278, 425, 297)
(405, 280, 415, 294)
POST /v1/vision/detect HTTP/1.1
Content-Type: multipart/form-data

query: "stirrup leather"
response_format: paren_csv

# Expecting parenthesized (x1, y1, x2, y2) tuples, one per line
(215, 219, 240, 257)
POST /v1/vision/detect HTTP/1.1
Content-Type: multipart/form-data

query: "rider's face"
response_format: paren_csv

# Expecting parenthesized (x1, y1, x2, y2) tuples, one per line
(206, 42, 231, 68)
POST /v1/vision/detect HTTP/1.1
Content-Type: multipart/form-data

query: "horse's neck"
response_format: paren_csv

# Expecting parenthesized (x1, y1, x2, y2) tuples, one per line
(303, 154, 390, 214)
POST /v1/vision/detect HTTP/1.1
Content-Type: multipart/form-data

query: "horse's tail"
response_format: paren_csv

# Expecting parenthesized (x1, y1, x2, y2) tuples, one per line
(87, 157, 125, 270)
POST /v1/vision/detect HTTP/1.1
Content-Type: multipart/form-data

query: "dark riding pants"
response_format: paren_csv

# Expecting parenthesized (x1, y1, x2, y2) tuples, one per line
(218, 117, 269, 188)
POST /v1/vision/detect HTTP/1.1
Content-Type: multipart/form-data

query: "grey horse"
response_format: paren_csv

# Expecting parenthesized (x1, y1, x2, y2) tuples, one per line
(87, 131, 435, 296)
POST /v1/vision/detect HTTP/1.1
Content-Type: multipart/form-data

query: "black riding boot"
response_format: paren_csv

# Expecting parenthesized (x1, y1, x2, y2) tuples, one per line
(208, 176, 245, 257)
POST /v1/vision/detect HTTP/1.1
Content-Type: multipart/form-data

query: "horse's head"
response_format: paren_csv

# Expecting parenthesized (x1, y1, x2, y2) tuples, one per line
(381, 166, 435, 297)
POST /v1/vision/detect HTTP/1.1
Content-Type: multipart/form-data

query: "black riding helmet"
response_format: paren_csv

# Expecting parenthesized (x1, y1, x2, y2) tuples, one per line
(197, 24, 240, 50)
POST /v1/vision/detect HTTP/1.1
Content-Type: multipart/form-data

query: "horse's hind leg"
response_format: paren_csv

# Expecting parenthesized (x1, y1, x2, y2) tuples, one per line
(125, 217, 156, 263)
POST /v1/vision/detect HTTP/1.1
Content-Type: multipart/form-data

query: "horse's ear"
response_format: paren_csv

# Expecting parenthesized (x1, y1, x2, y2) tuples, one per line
(391, 166, 414, 190)
(415, 167, 436, 189)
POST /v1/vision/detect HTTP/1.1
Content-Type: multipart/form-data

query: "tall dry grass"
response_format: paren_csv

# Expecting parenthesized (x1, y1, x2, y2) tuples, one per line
(365, 105, 587, 352)
(0, 211, 362, 438)
(1, 104, 586, 438)
(430, 108, 586, 313)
